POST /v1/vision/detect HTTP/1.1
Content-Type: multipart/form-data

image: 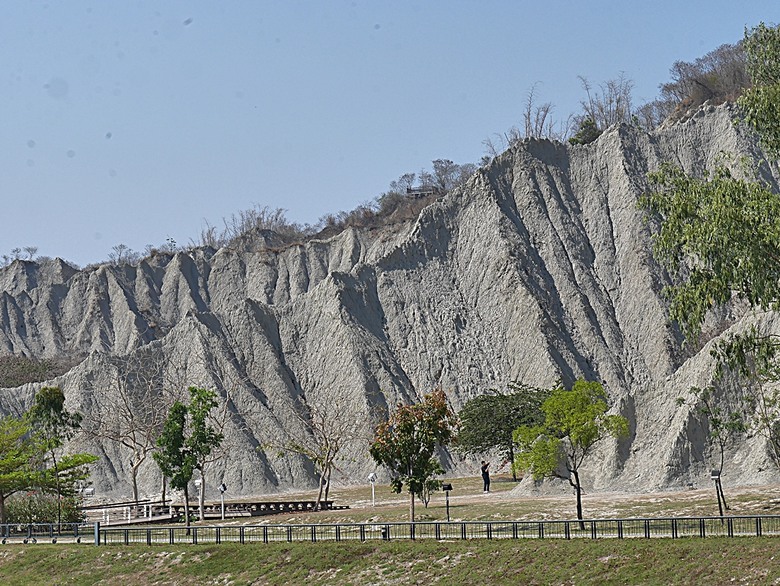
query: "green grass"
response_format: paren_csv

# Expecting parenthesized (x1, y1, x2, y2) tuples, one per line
(2, 538, 780, 585)
(13, 476, 780, 585)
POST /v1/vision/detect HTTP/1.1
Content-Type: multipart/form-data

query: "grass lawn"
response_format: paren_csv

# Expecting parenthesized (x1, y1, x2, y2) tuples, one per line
(4, 475, 780, 585)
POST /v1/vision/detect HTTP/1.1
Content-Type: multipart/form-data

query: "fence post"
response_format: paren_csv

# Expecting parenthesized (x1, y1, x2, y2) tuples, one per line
(644, 519, 650, 539)
(461, 523, 466, 540)
(756, 517, 763, 537)
(94, 522, 100, 546)
(672, 518, 677, 539)
(727, 518, 734, 538)
(486, 523, 492, 540)
(590, 521, 596, 539)
(699, 518, 705, 538)
(617, 520, 623, 539)
(564, 522, 570, 540)
(538, 522, 544, 539)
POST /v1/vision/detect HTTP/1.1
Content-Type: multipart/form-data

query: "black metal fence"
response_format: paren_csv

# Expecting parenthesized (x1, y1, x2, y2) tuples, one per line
(0, 523, 95, 544)
(94, 515, 780, 546)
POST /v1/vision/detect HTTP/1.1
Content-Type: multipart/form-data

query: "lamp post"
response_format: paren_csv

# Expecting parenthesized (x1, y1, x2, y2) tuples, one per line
(442, 483, 453, 522)
(368, 473, 377, 507)
(219, 483, 227, 520)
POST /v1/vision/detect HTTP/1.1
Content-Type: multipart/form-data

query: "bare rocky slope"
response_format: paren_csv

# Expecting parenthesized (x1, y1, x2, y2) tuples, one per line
(2, 103, 779, 501)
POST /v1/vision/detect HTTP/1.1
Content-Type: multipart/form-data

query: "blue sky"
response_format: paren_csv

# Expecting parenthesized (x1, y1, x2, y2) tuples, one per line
(1, 1, 777, 267)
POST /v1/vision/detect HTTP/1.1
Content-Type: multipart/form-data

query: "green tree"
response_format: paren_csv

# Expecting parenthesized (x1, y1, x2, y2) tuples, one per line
(154, 402, 194, 527)
(187, 387, 224, 521)
(153, 387, 223, 528)
(369, 389, 457, 522)
(639, 23, 780, 470)
(28, 386, 83, 525)
(568, 117, 602, 145)
(513, 380, 628, 528)
(739, 23, 780, 157)
(0, 416, 41, 524)
(0, 414, 95, 525)
(456, 382, 550, 481)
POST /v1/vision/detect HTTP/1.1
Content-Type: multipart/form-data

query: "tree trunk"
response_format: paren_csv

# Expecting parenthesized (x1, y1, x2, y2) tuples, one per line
(572, 469, 585, 530)
(315, 469, 325, 511)
(131, 460, 142, 516)
(198, 469, 206, 522)
(409, 490, 415, 522)
(508, 445, 516, 482)
(51, 449, 61, 528)
(161, 475, 167, 506)
(0, 493, 5, 525)
(183, 486, 191, 535)
(324, 467, 332, 504)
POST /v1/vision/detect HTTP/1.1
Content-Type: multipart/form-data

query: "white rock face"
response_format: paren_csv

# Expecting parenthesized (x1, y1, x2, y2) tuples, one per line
(2, 103, 779, 500)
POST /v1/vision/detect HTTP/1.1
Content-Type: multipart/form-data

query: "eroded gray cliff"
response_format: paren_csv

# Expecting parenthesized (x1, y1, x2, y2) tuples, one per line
(2, 103, 778, 500)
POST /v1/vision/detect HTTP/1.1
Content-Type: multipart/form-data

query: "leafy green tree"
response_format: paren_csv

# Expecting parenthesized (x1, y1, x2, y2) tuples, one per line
(568, 117, 602, 145)
(154, 402, 195, 527)
(456, 382, 550, 481)
(369, 389, 457, 522)
(514, 380, 628, 527)
(187, 387, 224, 521)
(739, 23, 780, 157)
(640, 23, 780, 470)
(154, 387, 223, 528)
(0, 416, 41, 524)
(0, 413, 95, 525)
(28, 386, 83, 525)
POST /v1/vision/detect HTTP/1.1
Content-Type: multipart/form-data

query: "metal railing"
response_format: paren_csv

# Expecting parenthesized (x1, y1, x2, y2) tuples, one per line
(0, 523, 95, 544)
(94, 515, 780, 546)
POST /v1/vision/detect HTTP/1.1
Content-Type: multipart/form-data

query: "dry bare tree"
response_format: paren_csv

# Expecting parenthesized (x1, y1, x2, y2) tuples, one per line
(264, 390, 367, 510)
(80, 345, 188, 508)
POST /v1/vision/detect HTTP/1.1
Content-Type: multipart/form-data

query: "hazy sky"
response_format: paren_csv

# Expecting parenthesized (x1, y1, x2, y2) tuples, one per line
(2, 1, 777, 267)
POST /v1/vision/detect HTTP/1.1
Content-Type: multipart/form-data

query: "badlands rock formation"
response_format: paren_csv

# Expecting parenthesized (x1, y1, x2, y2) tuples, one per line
(1, 103, 779, 500)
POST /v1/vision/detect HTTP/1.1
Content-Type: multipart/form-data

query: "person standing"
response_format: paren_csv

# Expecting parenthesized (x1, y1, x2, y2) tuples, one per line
(481, 461, 490, 493)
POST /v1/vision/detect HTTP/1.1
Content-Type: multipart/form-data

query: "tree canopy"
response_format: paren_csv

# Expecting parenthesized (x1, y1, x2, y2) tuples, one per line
(369, 389, 456, 522)
(513, 380, 628, 525)
(456, 382, 550, 480)
(154, 386, 223, 528)
(640, 22, 780, 471)
(0, 400, 96, 525)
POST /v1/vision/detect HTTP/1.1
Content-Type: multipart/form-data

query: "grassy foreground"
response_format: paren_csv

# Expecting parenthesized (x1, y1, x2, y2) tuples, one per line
(1, 537, 780, 585)
(5, 476, 780, 584)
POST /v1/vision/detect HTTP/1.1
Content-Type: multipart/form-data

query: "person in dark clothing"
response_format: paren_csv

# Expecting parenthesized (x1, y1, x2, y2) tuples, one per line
(481, 461, 490, 492)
